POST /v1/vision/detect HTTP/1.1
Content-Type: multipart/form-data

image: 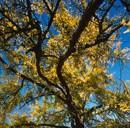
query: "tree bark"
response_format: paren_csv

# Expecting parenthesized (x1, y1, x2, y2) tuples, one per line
(70, 113, 84, 128)
(75, 118, 84, 128)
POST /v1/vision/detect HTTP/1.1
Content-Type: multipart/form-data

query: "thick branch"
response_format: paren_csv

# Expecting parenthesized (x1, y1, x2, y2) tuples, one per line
(57, 0, 103, 101)
(32, 0, 67, 97)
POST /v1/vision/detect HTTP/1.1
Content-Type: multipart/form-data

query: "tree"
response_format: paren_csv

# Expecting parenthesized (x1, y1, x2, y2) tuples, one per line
(0, 0, 130, 128)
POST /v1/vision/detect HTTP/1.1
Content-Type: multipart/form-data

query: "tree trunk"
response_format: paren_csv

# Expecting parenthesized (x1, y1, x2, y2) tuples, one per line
(75, 117, 84, 128)
(67, 100, 84, 128)
(71, 115, 84, 128)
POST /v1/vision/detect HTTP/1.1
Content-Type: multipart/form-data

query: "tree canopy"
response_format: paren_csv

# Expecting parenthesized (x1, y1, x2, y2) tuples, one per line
(0, 0, 130, 128)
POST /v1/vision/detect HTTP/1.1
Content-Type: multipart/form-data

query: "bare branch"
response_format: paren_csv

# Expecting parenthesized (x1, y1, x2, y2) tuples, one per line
(43, 0, 52, 14)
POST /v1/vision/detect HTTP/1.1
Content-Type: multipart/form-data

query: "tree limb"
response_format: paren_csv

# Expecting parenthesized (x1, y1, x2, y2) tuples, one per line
(57, 0, 103, 103)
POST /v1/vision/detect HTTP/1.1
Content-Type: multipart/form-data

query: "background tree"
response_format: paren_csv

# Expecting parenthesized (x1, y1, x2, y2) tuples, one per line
(0, 0, 130, 128)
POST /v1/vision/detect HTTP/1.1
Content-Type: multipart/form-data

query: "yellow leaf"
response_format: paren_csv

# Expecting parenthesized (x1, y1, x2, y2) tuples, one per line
(13, 26, 17, 30)
(7, 22, 13, 27)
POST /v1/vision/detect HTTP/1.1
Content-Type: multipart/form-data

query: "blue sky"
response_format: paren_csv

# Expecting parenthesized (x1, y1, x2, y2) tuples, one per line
(109, 31, 130, 81)
(107, 0, 130, 82)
